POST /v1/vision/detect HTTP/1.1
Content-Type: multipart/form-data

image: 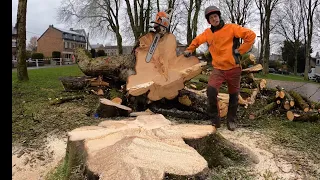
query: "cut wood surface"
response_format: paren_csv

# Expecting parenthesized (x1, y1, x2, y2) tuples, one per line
(241, 64, 263, 73)
(65, 114, 216, 179)
(126, 32, 206, 101)
(286, 110, 320, 122)
(96, 98, 132, 117)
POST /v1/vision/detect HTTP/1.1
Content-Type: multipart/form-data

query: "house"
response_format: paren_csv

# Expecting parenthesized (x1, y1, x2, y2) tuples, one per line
(269, 53, 282, 62)
(103, 46, 134, 55)
(12, 25, 17, 60)
(90, 43, 105, 52)
(310, 52, 320, 68)
(37, 25, 88, 61)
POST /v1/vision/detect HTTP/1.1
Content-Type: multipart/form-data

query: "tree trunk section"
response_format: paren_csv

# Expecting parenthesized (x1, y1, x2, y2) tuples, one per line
(288, 90, 310, 112)
(126, 32, 205, 101)
(75, 48, 136, 84)
(64, 115, 216, 179)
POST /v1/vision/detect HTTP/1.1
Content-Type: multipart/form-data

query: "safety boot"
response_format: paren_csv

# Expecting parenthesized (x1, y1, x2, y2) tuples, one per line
(207, 86, 221, 128)
(227, 93, 238, 131)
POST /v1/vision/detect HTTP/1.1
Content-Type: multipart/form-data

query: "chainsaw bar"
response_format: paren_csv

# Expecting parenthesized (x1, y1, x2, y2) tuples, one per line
(145, 33, 161, 63)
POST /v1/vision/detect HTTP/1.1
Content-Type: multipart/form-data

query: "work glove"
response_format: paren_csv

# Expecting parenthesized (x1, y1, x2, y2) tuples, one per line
(183, 50, 192, 57)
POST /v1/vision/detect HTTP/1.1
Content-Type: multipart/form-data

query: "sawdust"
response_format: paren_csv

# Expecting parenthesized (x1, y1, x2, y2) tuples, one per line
(219, 127, 319, 180)
(12, 134, 67, 180)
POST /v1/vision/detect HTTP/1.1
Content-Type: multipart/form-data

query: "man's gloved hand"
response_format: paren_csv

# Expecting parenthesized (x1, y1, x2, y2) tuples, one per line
(183, 50, 192, 57)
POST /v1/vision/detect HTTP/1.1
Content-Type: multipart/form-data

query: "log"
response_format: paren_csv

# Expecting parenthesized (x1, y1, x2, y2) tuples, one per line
(288, 90, 310, 112)
(59, 76, 91, 91)
(95, 98, 132, 118)
(276, 85, 294, 107)
(75, 48, 136, 83)
(64, 114, 216, 179)
(241, 64, 263, 73)
(49, 95, 85, 105)
(126, 32, 206, 101)
(286, 111, 320, 122)
(249, 102, 277, 120)
(240, 53, 256, 69)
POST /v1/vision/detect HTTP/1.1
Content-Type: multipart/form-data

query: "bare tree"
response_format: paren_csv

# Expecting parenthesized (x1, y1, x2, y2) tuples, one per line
(255, 0, 281, 75)
(220, 0, 254, 26)
(299, 0, 320, 80)
(57, 0, 124, 54)
(274, 0, 303, 75)
(27, 36, 38, 52)
(16, 0, 29, 81)
(186, 0, 204, 45)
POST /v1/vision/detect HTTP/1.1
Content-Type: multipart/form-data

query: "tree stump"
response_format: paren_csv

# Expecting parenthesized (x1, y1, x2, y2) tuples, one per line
(64, 114, 216, 179)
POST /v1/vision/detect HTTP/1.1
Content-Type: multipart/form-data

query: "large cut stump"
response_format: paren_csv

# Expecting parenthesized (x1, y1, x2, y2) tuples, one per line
(126, 32, 206, 101)
(75, 48, 136, 83)
(65, 114, 216, 180)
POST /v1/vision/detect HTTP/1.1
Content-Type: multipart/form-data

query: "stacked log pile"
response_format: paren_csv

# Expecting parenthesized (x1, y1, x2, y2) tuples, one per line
(249, 85, 320, 121)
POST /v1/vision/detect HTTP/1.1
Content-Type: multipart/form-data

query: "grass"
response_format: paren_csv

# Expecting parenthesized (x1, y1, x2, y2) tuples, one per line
(12, 65, 320, 179)
(12, 65, 100, 145)
(255, 72, 318, 83)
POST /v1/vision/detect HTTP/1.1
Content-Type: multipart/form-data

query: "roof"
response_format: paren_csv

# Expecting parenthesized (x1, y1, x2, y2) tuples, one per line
(53, 27, 83, 36)
(91, 44, 104, 49)
(72, 29, 87, 37)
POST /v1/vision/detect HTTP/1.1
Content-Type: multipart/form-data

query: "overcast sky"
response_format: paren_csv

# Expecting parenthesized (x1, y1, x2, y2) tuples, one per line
(11, 0, 106, 45)
(12, 0, 319, 56)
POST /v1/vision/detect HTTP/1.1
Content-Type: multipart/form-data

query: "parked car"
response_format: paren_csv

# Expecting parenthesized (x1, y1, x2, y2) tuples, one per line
(269, 68, 277, 73)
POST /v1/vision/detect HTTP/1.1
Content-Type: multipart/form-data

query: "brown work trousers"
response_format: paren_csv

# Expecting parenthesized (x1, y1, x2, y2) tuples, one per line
(208, 67, 242, 94)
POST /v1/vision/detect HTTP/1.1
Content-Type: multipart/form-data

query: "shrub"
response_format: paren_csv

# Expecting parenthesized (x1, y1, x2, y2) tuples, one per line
(96, 49, 106, 57)
(31, 53, 44, 60)
(52, 51, 61, 58)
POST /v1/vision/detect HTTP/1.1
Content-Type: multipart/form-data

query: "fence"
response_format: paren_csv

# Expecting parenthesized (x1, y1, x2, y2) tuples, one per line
(12, 58, 76, 68)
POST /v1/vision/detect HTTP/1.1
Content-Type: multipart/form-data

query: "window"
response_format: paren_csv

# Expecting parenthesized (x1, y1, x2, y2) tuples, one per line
(64, 42, 68, 48)
(67, 42, 70, 49)
(317, 60, 320, 65)
(73, 35, 76, 40)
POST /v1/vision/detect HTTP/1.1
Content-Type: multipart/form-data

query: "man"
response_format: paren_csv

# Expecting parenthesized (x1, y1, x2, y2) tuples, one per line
(184, 5, 256, 131)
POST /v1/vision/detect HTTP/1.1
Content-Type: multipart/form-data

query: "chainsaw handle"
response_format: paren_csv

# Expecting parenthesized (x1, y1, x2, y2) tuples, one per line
(150, 21, 169, 29)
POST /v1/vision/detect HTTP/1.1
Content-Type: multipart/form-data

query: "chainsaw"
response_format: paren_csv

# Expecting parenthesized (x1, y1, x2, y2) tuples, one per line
(145, 8, 173, 63)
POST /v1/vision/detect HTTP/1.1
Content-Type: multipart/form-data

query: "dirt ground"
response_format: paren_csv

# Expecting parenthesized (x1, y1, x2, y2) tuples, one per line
(11, 124, 320, 180)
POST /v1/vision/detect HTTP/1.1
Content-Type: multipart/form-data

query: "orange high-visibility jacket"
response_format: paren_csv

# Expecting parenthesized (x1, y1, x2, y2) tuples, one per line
(186, 24, 256, 70)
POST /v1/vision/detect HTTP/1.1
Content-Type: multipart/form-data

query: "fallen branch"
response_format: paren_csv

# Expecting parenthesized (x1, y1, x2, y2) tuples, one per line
(49, 95, 85, 105)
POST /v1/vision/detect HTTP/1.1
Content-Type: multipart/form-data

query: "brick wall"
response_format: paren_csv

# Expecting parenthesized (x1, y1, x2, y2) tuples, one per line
(37, 27, 63, 57)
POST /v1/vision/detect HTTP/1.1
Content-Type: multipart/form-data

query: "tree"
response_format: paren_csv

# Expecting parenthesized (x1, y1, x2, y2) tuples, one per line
(281, 40, 307, 73)
(58, 0, 124, 54)
(299, 0, 320, 80)
(97, 49, 106, 57)
(27, 36, 38, 52)
(255, 0, 281, 75)
(186, 0, 203, 45)
(16, 0, 29, 81)
(274, 0, 303, 75)
(220, 0, 254, 26)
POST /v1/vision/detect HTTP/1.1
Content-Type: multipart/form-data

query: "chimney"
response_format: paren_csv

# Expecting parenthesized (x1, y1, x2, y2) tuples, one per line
(49, 24, 53, 28)
(70, 28, 73, 31)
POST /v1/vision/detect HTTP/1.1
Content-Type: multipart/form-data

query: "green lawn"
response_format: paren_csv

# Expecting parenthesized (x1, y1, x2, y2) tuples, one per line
(254, 72, 313, 83)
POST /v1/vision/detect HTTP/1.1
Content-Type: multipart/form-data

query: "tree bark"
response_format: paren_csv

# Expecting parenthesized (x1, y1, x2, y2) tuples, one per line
(288, 90, 310, 112)
(75, 48, 136, 84)
(249, 102, 277, 119)
(16, 0, 29, 81)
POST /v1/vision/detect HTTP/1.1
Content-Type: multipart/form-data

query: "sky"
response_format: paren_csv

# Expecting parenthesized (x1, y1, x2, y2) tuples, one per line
(12, 0, 319, 56)
(11, 0, 106, 45)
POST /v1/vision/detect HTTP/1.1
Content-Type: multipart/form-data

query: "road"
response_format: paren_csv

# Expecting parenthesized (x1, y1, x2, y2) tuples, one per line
(266, 79, 320, 102)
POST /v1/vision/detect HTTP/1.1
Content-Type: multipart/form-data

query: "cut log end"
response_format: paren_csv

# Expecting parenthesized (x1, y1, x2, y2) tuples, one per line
(286, 111, 294, 121)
